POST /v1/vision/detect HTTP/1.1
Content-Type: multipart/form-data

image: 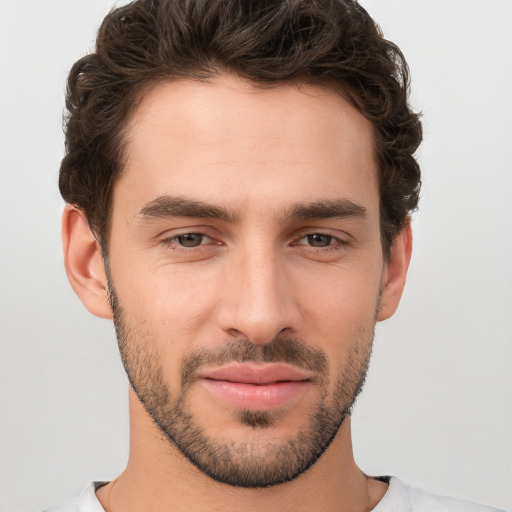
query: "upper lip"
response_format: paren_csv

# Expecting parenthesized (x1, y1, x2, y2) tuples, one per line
(198, 363, 313, 385)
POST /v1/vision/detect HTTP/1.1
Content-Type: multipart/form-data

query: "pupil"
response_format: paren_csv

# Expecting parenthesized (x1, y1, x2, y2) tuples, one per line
(178, 233, 203, 247)
(308, 234, 331, 247)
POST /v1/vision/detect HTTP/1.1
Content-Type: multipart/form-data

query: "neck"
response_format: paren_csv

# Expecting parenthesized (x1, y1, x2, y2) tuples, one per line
(97, 389, 387, 512)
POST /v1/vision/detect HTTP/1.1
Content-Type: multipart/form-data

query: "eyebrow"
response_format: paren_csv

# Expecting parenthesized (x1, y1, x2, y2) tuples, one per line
(285, 199, 367, 221)
(137, 196, 236, 222)
(136, 195, 367, 223)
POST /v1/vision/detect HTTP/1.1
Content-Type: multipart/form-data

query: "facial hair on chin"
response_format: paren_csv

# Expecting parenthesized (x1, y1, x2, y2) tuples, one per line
(107, 279, 375, 488)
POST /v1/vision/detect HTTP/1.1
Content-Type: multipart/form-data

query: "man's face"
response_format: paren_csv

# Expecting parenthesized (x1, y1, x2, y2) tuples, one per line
(107, 75, 386, 487)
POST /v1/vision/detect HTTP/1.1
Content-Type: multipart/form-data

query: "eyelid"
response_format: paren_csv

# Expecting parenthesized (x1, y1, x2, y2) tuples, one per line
(154, 220, 224, 240)
(296, 233, 337, 244)
(157, 227, 350, 255)
(158, 229, 218, 253)
(290, 229, 351, 255)
(294, 227, 350, 241)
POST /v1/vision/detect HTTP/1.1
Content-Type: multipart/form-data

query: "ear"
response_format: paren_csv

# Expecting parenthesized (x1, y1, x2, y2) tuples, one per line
(377, 221, 413, 322)
(62, 205, 113, 319)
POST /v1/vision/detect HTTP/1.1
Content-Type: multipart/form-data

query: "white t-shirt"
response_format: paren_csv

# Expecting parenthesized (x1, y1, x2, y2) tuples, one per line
(43, 477, 508, 512)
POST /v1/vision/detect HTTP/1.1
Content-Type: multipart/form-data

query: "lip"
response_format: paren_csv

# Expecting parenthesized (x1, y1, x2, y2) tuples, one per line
(199, 363, 313, 384)
(198, 363, 313, 410)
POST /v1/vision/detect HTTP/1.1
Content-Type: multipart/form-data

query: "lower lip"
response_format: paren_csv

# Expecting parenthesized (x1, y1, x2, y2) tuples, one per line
(200, 379, 310, 410)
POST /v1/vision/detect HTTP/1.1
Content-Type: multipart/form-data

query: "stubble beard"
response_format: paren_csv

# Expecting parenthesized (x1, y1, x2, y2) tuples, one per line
(109, 285, 375, 488)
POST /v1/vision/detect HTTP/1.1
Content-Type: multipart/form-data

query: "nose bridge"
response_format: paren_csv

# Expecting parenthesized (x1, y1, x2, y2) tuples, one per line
(219, 237, 295, 344)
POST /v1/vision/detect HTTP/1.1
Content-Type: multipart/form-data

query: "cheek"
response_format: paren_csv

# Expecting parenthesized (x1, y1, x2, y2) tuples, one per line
(113, 251, 215, 321)
(112, 261, 221, 369)
(294, 262, 381, 362)
(297, 261, 382, 325)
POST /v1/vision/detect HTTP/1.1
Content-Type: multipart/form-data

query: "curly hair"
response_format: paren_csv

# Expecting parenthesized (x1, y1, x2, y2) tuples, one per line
(59, 0, 422, 257)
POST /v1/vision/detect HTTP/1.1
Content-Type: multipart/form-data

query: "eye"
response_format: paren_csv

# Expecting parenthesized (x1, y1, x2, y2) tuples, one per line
(175, 233, 208, 247)
(161, 232, 214, 251)
(300, 233, 336, 248)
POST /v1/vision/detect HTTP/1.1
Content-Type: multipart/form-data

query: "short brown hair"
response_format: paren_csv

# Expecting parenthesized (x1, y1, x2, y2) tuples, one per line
(59, 0, 422, 256)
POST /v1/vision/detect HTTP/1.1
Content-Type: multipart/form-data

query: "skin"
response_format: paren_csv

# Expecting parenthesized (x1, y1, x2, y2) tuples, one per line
(63, 74, 412, 512)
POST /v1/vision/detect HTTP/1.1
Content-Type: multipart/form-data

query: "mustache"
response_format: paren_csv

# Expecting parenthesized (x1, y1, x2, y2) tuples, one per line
(181, 337, 328, 388)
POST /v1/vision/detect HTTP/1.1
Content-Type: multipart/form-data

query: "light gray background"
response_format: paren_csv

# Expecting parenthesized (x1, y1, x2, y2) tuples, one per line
(1, 1, 511, 511)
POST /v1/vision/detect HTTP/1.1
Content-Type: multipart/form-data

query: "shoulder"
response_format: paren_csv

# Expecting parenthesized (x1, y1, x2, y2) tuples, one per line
(408, 483, 507, 512)
(41, 482, 107, 512)
(373, 477, 509, 512)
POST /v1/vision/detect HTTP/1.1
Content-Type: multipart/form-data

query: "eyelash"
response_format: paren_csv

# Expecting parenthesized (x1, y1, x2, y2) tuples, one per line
(160, 231, 213, 254)
(293, 233, 348, 253)
(160, 231, 348, 255)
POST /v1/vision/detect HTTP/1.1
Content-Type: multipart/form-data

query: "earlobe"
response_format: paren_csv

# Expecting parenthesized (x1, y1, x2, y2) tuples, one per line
(62, 205, 113, 319)
(377, 221, 413, 322)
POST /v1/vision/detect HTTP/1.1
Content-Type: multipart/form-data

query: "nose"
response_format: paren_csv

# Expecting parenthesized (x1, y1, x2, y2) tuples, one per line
(217, 244, 300, 345)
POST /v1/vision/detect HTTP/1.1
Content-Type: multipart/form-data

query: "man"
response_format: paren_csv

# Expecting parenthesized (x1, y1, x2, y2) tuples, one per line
(44, 0, 505, 511)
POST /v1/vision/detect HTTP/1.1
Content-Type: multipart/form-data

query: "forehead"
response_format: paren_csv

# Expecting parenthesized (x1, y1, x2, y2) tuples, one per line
(116, 74, 378, 219)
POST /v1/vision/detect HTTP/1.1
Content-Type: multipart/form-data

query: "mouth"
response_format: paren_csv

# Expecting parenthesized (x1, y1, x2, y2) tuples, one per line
(197, 363, 313, 411)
